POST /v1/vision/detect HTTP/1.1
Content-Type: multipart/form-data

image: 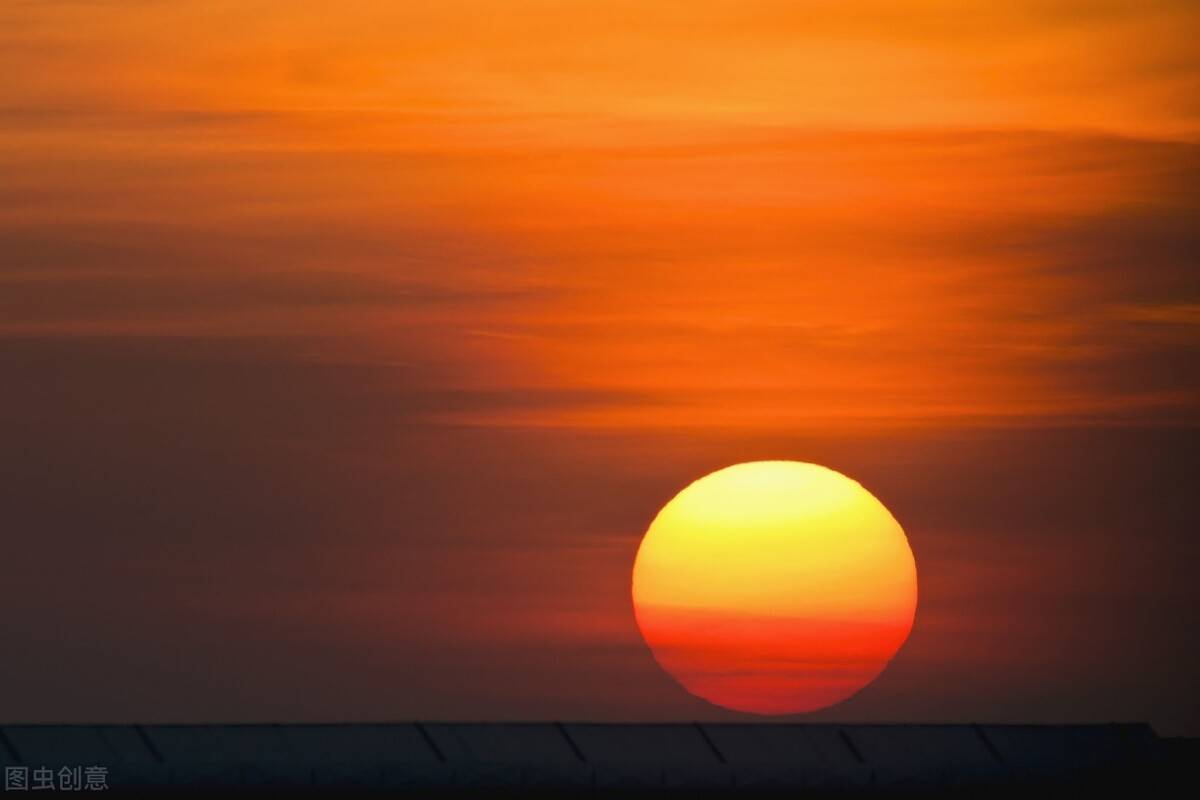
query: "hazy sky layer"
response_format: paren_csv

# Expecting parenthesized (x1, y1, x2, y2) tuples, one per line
(2, 1, 1197, 732)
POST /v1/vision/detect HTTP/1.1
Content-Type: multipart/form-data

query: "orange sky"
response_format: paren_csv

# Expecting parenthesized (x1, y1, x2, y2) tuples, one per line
(3, 1, 1197, 431)
(4, 1, 1199, 134)
(1, 0, 1198, 733)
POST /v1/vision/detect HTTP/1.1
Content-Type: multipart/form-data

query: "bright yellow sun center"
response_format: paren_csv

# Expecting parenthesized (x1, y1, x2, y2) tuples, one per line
(632, 460, 918, 714)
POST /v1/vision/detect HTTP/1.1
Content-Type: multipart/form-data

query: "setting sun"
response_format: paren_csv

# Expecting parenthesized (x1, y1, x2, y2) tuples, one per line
(632, 461, 917, 714)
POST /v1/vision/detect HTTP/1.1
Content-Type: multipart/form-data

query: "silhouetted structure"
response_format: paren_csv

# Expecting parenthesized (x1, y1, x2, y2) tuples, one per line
(0, 722, 1183, 795)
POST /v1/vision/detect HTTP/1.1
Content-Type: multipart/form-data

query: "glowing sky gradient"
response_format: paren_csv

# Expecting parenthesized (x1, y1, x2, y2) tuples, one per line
(1, 1, 1197, 733)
